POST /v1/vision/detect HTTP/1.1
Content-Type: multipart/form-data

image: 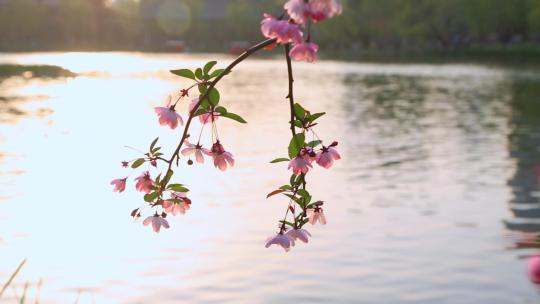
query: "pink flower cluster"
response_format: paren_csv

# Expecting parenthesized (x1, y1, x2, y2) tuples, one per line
(261, 0, 341, 63)
(111, 79, 239, 233)
(265, 207, 326, 252)
(285, 0, 342, 24)
(289, 141, 341, 176)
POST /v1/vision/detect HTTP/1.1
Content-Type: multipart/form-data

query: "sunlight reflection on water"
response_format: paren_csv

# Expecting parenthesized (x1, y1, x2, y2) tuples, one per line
(1, 52, 540, 303)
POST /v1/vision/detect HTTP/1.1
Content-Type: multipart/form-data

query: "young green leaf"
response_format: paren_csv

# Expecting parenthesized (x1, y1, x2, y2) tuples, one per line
(195, 68, 203, 80)
(170, 69, 195, 80)
(307, 112, 326, 123)
(144, 191, 159, 202)
(208, 87, 220, 106)
(307, 140, 322, 148)
(270, 157, 290, 163)
(131, 158, 145, 169)
(203, 61, 217, 75)
(198, 83, 207, 94)
(168, 184, 189, 192)
(209, 69, 224, 78)
(150, 137, 159, 151)
(215, 106, 227, 114)
(266, 189, 286, 198)
(221, 112, 247, 123)
(288, 133, 305, 158)
(162, 169, 174, 186)
(293, 103, 306, 119)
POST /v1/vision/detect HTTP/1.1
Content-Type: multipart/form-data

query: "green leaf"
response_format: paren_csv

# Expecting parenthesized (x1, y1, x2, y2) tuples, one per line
(215, 106, 227, 115)
(131, 158, 145, 168)
(307, 112, 326, 123)
(293, 103, 306, 120)
(288, 133, 305, 158)
(279, 185, 292, 190)
(195, 68, 203, 80)
(198, 83, 207, 94)
(193, 108, 207, 116)
(150, 137, 159, 151)
(144, 191, 159, 202)
(221, 112, 247, 123)
(209, 69, 224, 78)
(307, 140, 322, 148)
(170, 69, 195, 80)
(266, 189, 286, 198)
(168, 184, 189, 192)
(270, 157, 290, 163)
(208, 87, 220, 106)
(162, 169, 174, 186)
(203, 61, 217, 75)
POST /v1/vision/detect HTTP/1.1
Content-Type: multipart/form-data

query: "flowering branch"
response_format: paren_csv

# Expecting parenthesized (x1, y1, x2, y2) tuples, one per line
(165, 38, 277, 175)
(112, 0, 343, 252)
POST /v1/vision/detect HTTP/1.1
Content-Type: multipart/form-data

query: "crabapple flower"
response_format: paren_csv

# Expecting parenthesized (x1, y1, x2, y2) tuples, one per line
(285, 228, 311, 244)
(529, 254, 540, 284)
(163, 192, 191, 216)
(181, 140, 212, 164)
(260, 14, 303, 45)
(308, 207, 327, 225)
(301, 147, 317, 164)
(265, 233, 294, 252)
(134, 171, 155, 193)
(210, 141, 235, 171)
(143, 214, 170, 233)
(155, 95, 184, 129)
(285, 0, 342, 24)
(110, 178, 127, 193)
(190, 98, 219, 124)
(288, 156, 312, 175)
(290, 42, 319, 63)
(316, 142, 341, 169)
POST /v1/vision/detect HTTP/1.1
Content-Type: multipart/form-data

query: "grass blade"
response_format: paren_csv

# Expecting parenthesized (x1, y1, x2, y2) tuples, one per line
(0, 258, 27, 298)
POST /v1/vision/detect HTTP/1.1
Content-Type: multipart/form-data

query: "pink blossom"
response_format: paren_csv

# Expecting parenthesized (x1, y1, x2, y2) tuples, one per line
(285, 228, 311, 244)
(163, 192, 191, 216)
(210, 141, 235, 171)
(155, 95, 184, 129)
(260, 14, 303, 45)
(110, 178, 127, 193)
(301, 147, 317, 164)
(190, 98, 219, 125)
(284, 0, 310, 24)
(288, 156, 312, 175)
(309, 0, 342, 21)
(529, 254, 540, 284)
(308, 207, 327, 225)
(265, 233, 294, 252)
(143, 214, 170, 233)
(134, 171, 155, 193)
(316, 144, 341, 169)
(181, 140, 212, 164)
(285, 0, 342, 23)
(290, 42, 319, 63)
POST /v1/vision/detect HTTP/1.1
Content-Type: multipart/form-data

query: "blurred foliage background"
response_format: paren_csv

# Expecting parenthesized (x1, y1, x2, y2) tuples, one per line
(1, 0, 540, 60)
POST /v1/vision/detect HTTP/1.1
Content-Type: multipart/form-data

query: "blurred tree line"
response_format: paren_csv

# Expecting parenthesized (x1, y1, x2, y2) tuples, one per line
(1, 0, 539, 56)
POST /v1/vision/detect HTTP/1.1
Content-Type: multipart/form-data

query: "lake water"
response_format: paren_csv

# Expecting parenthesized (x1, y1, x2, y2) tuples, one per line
(1, 52, 540, 303)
